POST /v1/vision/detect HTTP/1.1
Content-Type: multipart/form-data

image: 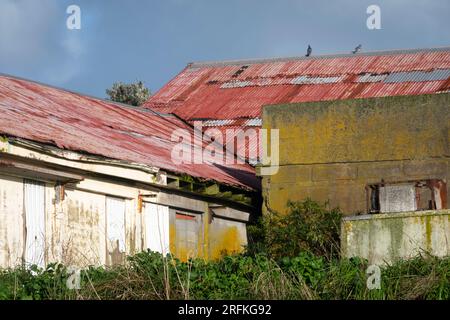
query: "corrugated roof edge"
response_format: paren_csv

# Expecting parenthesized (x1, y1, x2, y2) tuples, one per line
(0, 72, 259, 191)
(0, 72, 177, 118)
(188, 46, 450, 68)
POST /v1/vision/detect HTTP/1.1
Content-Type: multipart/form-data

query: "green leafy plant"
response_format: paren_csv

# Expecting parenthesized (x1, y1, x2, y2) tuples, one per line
(248, 199, 342, 260)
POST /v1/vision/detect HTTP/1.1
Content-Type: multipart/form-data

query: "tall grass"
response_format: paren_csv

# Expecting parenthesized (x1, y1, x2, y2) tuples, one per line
(0, 251, 448, 300)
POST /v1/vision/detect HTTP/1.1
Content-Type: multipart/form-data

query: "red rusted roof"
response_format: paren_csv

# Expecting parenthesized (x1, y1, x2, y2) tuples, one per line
(145, 47, 450, 120)
(144, 47, 450, 161)
(0, 74, 258, 190)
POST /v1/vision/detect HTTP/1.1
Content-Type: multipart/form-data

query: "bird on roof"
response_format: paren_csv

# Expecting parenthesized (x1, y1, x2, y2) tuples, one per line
(305, 45, 312, 57)
(352, 44, 362, 54)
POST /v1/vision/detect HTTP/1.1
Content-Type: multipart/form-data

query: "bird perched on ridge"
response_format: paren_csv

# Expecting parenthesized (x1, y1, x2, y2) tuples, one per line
(352, 44, 362, 54)
(305, 45, 312, 57)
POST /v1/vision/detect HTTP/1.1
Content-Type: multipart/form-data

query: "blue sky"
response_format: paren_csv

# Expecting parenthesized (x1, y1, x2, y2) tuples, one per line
(1, 0, 449, 98)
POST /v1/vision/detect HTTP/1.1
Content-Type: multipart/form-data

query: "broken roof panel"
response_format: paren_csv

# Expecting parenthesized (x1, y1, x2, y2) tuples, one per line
(0, 74, 258, 190)
(384, 69, 450, 83)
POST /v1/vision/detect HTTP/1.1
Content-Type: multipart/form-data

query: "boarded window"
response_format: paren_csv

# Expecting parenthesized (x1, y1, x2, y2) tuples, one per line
(379, 184, 417, 213)
(143, 203, 170, 255)
(175, 212, 200, 260)
(106, 197, 126, 264)
(368, 180, 447, 213)
(23, 179, 46, 268)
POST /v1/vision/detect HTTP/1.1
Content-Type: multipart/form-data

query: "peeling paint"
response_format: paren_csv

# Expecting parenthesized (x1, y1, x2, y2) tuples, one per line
(0, 148, 252, 268)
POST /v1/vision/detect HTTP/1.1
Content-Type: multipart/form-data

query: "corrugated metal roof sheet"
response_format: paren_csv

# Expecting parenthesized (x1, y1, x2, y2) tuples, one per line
(220, 81, 253, 89)
(291, 75, 344, 85)
(146, 47, 450, 117)
(245, 118, 262, 127)
(144, 47, 450, 161)
(203, 119, 235, 127)
(384, 69, 450, 83)
(0, 74, 258, 190)
(357, 73, 389, 83)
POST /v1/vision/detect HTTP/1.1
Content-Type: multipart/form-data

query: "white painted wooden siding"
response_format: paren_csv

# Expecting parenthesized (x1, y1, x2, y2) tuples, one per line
(106, 197, 126, 253)
(24, 179, 46, 268)
(144, 203, 170, 255)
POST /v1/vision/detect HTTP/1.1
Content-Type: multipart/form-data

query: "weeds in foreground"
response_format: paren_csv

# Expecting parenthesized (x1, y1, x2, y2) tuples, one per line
(0, 252, 448, 300)
(1, 200, 448, 300)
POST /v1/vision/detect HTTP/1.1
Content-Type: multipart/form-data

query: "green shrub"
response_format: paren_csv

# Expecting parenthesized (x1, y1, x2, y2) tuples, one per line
(0, 263, 77, 300)
(279, 252, 325, 288)
(249, 199, 342, 260)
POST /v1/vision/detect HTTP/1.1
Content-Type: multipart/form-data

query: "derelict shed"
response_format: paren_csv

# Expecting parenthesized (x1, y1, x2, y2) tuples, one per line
(0, 74, 260, 268)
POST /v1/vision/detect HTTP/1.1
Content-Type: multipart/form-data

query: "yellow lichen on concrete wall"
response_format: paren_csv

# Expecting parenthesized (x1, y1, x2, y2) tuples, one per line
(261, 93, 450, 215)
(170, 211, 247, 262)
(169, 224, 177, 256)
(209, 226, 241, 260)
(208, 217, 247, 260)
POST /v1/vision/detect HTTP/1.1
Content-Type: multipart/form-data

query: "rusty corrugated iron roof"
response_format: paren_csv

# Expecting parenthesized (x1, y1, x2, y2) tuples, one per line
(0, 74, 258, 190)
(144, 47, 450, 161)
(145, 47, 450, 119)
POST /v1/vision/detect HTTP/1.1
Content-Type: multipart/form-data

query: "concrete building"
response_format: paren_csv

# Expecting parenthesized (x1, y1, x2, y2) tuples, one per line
(0, 74, 259, 269)
(261, 93, 449, 215)
(262, 93, 449, 264)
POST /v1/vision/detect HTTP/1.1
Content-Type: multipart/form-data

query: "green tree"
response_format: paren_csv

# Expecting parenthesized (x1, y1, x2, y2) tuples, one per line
(106, 81, 150, 106)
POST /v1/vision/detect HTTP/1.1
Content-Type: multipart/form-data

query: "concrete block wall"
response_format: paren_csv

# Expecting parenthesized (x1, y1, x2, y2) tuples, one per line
(263, 159, 450, 215)
(261, 93, 450, 215)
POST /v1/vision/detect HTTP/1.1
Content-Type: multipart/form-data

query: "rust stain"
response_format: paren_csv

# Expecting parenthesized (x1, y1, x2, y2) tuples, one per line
(175, 213, 196, 221)
(427, 179, 447, 209)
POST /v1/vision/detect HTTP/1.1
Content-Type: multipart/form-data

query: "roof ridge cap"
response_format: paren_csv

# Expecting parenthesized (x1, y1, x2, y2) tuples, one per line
(188, 46, 450, 68)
